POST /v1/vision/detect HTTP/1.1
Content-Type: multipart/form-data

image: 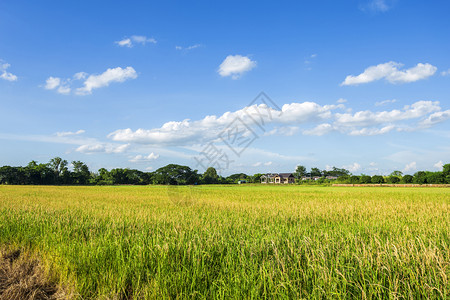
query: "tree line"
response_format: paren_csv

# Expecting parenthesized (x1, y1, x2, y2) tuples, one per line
(0, 158, 258, 185)
(0, 157, 449, 185)
(293, 165, 450, 184)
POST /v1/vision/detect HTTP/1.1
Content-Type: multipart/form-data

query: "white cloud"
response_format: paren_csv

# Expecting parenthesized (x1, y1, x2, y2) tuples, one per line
(334, 101, 440, 127)
(434, 160, 443, 170)
(108, 102, 343, 145)
(303, 123, 334, 136)
(344, 162, 361, 173)
(44, 76, 71, 94)
(175, 44, 202, 51)
(337, 98, 347, 104)
(116, 35, 157, 47)
(108, 99, 450, 146)
(129, 152, 159, 163)
(218, 55, 256, 79)
(375, 99, 397, 106)
(0, 62, 18, 82)
(76, 143, 130, 154)
(264, 161, 273, 166)
(55, 130, 85, 137)
(45, 77, 61, 90)
(265, 126, 299, 136)
(348, 125, 395, 136)
(403, 161, 417, 173)
(116, 38, 132, 47)
(341, 62, 437, 86)
(441, 69, 450, 76)
(44, 67, 137, 96)
(73, 72, 88, 80)
(252, 162, 262, 167)
(76, 67, 137, 95)
(418, 110, 450, 128)
(58, 85, 71, 94)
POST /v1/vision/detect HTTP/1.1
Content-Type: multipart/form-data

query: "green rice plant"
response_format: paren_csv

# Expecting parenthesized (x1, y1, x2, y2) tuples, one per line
(0, 185, 448, 299)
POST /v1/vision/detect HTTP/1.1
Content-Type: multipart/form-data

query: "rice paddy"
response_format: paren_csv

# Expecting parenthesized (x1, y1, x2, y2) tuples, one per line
(0, 185, 449, 299)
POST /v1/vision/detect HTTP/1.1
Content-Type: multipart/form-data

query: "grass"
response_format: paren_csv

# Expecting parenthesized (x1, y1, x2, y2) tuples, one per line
(0, 185, 448, 299)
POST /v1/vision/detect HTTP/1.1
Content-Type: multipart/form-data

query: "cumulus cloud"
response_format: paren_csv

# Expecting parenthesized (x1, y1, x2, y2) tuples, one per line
(441, 69, 450, 76)
(334, 101, 440, 127)
(108, 102, 344, 145)
(418, 110, 450, 128)
(107, 99, 450, 145)
(341, 62, 437, 86)
(45, 77, 61, 90)
(44, 76, 71, 94)
(55, 130, 85, 137)
(218, 55, 256, 79)
(44, 67, 137, 96)
(403, 161, 417, 173)
(116, 35, 157, 47)
(344, 162, 361, 173)
(434, 161, 443, 170)
(0, 62, 18, 82)
(76, 67, 137, 95)
(129, 152, 160, 163)
(303, 123, 334, 136)
(76, 143, 130, 154)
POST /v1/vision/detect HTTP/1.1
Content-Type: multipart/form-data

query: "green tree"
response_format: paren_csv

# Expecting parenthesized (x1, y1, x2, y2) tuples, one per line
(293, 165, 306, 179)
(310, 167, 322, 177)
(386, 176, 400, 184)
(251, 173, 264, 183)
(202, 167, 219, 184)
(413, 171, 427, 184)
(390, 170, 403, 177)
(349, 175, 360, 183)
(71, 161, 91, 185)
(371, 175, 384, 184)
(153, 164, 199, 185)
(425, 172, 445, 184)
(49, 157, 68, 177)
(401, 174, 414, 183)
(360, 175, 372, 184)
(443, 164, 450, 177)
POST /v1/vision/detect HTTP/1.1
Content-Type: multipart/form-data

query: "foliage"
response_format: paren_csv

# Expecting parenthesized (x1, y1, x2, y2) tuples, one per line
(371, 175, 385, 184)
(293, 165, 306, 179)
(153, 164, 199, 185)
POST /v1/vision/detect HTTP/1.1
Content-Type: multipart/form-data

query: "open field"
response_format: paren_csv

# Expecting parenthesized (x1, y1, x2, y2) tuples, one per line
(0, 185, 449, 299)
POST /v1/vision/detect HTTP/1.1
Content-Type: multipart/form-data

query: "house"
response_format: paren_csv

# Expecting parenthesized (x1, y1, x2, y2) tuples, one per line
(261, 173, 295, 184)
(260, 173, 277, 184)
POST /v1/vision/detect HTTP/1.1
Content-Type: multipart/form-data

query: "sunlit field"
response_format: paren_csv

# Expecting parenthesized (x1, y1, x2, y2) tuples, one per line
(0, 185, 448, 299)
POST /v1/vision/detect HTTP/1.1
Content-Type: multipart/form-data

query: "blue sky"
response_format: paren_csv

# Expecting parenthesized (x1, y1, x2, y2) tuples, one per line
(1, 0, 449, 175)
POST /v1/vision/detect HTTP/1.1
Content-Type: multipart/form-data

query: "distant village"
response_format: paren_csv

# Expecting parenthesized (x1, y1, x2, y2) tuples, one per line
(260, 173, 338, 184)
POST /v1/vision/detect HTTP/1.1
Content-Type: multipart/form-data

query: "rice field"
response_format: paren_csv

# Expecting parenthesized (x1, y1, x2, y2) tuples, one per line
(0, 185, 449, 299)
